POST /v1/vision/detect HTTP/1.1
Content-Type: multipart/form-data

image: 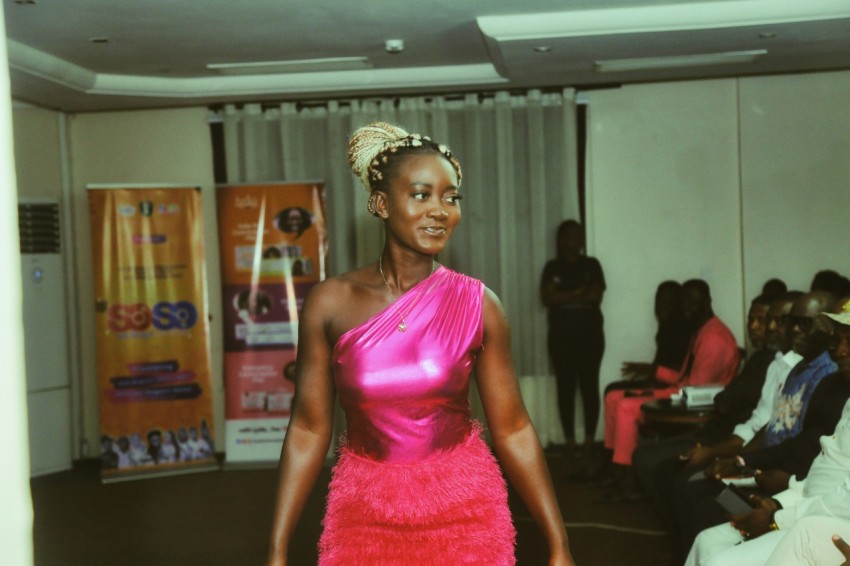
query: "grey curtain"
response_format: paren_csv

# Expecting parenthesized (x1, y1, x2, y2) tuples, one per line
(221, 89, 580, 445)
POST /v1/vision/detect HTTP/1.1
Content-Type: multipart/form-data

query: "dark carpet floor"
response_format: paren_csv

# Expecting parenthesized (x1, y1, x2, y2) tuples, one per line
(31, 449, 672, 566)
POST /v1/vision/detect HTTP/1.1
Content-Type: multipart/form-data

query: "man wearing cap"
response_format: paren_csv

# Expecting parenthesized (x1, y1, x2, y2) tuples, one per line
(685, 298, 850, 566)
(634, 291, 800, 560)
(673, 291, 840, 555)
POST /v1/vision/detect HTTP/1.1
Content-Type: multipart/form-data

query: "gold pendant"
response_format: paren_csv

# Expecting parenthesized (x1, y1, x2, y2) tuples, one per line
(398, 322, 407, 332)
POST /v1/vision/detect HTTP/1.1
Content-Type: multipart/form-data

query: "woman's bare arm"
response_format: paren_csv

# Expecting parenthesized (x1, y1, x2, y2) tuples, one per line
(475, 288, 574, 566)
(266, 283, 338, 565)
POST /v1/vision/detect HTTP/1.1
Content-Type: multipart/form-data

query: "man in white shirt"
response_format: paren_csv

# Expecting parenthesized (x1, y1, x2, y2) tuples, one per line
(685, 302, 850, 566)
(634, 293, 800, 562)
(764, 515, 850, 565)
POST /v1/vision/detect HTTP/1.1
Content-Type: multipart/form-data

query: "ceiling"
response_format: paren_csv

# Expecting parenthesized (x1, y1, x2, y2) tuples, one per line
(5, 0, 850, 113)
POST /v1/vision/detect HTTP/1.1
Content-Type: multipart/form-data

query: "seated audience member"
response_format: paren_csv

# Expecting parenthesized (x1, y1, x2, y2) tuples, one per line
(707, 292, 842, 477)
(610, 280, 692, 392)
(678, 292, 841, 561)
(632, 292, 795, 538)
(601, 279, 740, 501)
(685, 301, 850, 566)
(573, 282, 690, 484)
(811, 269, 850, 299)
(761, 278, 788, 303)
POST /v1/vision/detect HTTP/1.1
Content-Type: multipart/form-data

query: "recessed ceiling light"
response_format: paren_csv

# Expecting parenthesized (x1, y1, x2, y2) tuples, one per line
(89, 37, 110, 44)
(533, 46, 552, 53)
(758, 32, 778, 39)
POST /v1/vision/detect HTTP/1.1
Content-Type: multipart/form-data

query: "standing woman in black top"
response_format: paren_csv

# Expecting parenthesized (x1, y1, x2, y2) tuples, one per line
(540, 219, 606, 455)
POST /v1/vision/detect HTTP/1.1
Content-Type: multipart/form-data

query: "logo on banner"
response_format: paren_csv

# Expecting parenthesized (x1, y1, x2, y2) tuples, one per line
(235, 196, 259, 209)
(107, 301, 199, 333)
(139, 201, 154, 217)
(132, 234, 168, 244)
(158, 203, 180, 215)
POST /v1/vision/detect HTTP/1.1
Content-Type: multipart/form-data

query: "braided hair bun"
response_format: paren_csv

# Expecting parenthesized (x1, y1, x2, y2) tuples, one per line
(347, 121, 462, 194)
(348, 122, 411, 192)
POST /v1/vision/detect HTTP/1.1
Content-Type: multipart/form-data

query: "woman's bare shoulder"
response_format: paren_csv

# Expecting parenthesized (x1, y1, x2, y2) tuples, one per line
(303, 264, 377, 314)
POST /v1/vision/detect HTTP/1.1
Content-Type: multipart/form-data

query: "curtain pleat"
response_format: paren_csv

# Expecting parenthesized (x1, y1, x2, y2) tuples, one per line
(221, 90, 580, 445)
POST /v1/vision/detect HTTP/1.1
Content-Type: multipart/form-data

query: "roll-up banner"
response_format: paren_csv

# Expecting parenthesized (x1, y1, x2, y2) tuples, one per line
(88, 185, 218, 482)
(216, 182, 327, 465)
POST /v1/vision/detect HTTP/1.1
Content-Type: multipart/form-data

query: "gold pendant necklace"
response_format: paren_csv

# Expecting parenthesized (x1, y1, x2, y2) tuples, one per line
(378, 256, 437, 332)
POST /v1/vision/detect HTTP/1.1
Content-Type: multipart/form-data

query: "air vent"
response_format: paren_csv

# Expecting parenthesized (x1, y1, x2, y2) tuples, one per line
(19, 202, 60, 254)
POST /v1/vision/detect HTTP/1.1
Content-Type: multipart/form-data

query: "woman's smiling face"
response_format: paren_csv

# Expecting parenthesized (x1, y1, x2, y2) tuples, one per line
(377, 152, 462, 255)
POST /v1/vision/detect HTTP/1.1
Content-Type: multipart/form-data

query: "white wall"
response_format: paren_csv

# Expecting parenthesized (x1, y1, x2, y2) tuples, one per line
(0, 8, 34, 564)
(586, 79, 746, 413)
(739, 70, 850, 298)
(11, 105, 63, 201)
(583, 70, 850, 440)
(67, 108, 224, 452)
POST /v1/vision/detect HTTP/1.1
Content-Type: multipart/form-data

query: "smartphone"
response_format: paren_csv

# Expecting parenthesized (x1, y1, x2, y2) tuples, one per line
(715, 484, 756, 515)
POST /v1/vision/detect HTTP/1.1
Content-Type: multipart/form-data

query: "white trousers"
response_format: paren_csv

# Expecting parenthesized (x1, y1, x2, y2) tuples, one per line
(685, 522, 785, 566)
(765, 516, 850, 566)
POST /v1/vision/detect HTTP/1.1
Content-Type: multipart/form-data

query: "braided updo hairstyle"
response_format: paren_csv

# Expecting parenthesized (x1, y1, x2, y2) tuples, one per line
(348, 122, 462, 216)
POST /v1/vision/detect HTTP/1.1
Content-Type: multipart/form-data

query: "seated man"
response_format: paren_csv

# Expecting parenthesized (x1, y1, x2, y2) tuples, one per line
(633, 291, 799, 543)
(673, 291, 839, 558)
(685, 300, 850, 566)
(601, 279, 740, 499)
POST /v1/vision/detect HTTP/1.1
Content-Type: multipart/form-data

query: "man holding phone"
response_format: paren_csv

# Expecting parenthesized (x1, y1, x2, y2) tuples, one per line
(685, 301, 850, 566)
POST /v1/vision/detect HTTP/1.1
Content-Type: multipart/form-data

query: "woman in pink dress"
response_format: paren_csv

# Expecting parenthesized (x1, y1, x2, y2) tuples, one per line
(266, 122, 574, 565)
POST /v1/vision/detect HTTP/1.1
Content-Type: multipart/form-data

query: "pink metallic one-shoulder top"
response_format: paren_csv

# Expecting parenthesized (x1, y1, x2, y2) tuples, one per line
(332, 266, 484, 464)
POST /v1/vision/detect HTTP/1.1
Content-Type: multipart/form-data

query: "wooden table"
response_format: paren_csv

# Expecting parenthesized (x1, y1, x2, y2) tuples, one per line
(640, 398, 713, 438)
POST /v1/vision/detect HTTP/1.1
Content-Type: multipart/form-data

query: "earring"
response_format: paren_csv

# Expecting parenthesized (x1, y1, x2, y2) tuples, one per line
(367, 196, 377, 216)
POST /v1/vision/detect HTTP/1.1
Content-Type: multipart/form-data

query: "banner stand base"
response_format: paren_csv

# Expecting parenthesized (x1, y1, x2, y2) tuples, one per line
(100, 461, 221, 484)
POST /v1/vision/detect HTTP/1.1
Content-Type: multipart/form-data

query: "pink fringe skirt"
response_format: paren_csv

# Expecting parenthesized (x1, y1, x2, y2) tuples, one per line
(318, 429, 516, 565)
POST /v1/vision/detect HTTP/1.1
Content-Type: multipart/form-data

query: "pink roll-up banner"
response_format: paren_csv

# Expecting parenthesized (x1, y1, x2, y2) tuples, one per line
(216, 182, 327, 465)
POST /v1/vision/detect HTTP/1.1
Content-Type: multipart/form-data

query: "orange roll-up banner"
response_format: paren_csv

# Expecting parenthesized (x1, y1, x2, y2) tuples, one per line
(88, 186, 217, 481)
(216, 182, 326, 465)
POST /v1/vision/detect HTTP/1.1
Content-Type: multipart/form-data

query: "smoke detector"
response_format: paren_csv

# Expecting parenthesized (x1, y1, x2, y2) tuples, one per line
(385, 39, 404, 54)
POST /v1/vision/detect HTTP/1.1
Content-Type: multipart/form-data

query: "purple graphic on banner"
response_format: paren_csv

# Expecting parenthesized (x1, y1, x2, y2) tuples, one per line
(221, 282, 315, 351)
(108, 384, 203, 403)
